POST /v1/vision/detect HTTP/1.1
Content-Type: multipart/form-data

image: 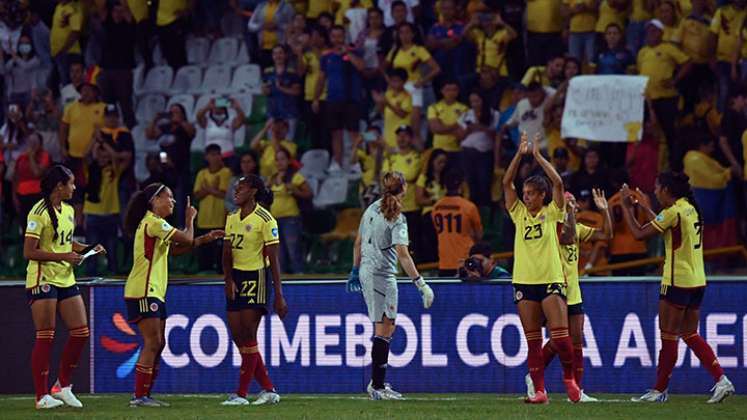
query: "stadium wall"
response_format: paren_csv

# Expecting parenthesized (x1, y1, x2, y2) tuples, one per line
(1, 279, 745, 394)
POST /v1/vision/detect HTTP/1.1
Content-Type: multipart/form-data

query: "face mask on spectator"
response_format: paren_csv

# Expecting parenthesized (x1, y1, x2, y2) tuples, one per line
(18, 43, 32, 55)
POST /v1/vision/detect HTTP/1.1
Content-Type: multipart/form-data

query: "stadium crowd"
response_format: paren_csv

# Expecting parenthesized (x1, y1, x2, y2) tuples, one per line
(0, 0, 745, 276)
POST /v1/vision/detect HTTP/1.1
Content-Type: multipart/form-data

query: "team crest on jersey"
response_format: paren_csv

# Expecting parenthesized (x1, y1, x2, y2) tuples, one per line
(245, 224, 253, 232)
(538, 215, 545, 222)
(27, 220, 37, 231)
(150, 302, 159, 312)
(41, 284, 51, 293)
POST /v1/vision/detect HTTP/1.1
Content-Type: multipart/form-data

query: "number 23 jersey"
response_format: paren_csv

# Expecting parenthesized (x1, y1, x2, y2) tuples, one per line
(25, 199, 76, 289)
(225, 205, 279, 271)
(651, 198, 705, 288)
(509, 200, 565, 285)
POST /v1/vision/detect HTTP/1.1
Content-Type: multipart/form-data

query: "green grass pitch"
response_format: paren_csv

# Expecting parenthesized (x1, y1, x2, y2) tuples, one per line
(2, 394, 745, 419)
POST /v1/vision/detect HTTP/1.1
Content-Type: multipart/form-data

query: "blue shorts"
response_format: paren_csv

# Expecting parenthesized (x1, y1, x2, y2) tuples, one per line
(513, 283, 567, 304)
(226, 268, 271, 313)
(126, 297, 167, 323)
(27, 284, 81, 306)
(660, 285, 705, 309)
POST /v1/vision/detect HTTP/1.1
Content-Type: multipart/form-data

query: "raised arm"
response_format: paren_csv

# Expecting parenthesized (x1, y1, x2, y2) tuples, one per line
(559, 196, 578, 245)
(531, 134, 564, 208)
(619, 184, 659, 241)
(502, 131, 529, 210)
(592, 188, 613, 240)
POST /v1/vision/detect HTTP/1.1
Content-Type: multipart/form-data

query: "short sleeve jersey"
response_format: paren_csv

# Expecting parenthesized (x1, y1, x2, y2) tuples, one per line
(383, 89, 413, 148)
(427, 100, 469, 152)
(225, 205, 280, 271)
(431, 195, 482, 271)
(193, 167, 233, 229)
(51, 1, 83, 56)
(471, 28, 512, 76)
(359, 199, 409, 276)
(386, 45, 432, 84)
(25, 200, 76, 289)
(651, 198, 706, 288)
(270, 172, 307, 218)
(509, 200, 565, 285)
(125, 211, 177, 302)
(561, 223, 596, 305)
(637, 43, 690, 99)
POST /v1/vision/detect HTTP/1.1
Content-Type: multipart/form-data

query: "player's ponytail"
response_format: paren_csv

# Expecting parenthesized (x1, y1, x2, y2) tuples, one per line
(657, 171, 703, 226)
(380, 171, 405, 222)
(124, 183, 164, 237)
(40, 165, 73, 241)
(238, 174, 274, 209)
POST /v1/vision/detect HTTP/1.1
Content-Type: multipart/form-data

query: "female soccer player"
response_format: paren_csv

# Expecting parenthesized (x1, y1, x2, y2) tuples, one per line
(502, 132, 580, 404)
(123, 184, 224, 407)
(24, 165, 105, 409)
(620, 172, 735, 403)
(525, 189, 612, 402)
(347, 171, 434, 400)
(221, 174, 288, 406)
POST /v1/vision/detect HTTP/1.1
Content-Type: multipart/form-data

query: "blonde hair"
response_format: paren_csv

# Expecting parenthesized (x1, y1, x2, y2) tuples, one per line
(380, 171, 405, 222)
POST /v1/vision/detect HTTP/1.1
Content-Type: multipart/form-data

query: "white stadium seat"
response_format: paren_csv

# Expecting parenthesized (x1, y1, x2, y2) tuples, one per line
(234, 41, 250, 65)
(200, 65, 232, 94)
(313, 176, 349, 208)
(186, 37, 210, 65)
(137, 65, 173, 96)
(170, 65, 203, 95)
(135, 94, 166, 124)
(233, 94, 252, 116)
(300, 149, 330, 180)
(166, 94, 196, 120)
(228, 64, 262, 95)
(207, 37, 239, 65)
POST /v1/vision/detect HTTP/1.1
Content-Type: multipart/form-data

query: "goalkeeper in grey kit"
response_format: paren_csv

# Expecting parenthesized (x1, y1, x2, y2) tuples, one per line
(347, 171, 435, 400)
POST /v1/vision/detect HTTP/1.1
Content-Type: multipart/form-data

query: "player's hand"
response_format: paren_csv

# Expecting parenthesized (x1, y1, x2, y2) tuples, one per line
(518, 131, 530, 155)
(202, 230, 225, 245)
(224, 278, 237, 300)
(274, 295, 288, 319)
(620, 183, 633, 207)
(93, 244, 107, 255)
(531, 133, 541, 157)
(346, 267, 361, 293)
(185, 196, 197, 223)
(592, 188, 608, 210)
(62, 252, 84, 265)
(414, 276, 434, 309)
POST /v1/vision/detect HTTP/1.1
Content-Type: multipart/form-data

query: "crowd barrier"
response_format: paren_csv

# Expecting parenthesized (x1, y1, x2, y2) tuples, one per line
(1, 278, 745, 395)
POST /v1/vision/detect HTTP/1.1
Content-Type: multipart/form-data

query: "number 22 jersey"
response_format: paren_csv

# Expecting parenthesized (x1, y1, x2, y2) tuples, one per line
(508, 200, 565, 285)
(651, 198, 705, 288)
(224, 205, 279, 271)
(25, 200, 76, 289)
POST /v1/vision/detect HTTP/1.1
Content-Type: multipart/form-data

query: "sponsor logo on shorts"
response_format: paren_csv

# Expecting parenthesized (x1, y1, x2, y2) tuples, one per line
(514, 289, 523, 301)
(150, 302, 159, 312)
(41, 284, 51, 293)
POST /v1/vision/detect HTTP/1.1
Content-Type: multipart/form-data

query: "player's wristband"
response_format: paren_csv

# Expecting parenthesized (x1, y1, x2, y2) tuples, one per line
(413, 276, 425, 288)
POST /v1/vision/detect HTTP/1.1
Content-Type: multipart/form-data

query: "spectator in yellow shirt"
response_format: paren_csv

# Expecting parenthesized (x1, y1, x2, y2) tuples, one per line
(637, 19, 692, 170)
(674, 0, 716, 113)
(711, 0, 746, 110)
(351, 126, 386, 207)
(462, 11, 518, 77)
(194, 144, 233, 273)
(521, 55, 566, 88)
(657, 0, 681, 42)
(525, 0, 565, 66)
(250, 118, 298, 179)
(627, 0, 656, 54)
(156, 0, 192, 69)
(373, 68, 413, 149)
(563, 0, 599, 65)
(50, 0, 83, 85)
(427, 79, 468, 158)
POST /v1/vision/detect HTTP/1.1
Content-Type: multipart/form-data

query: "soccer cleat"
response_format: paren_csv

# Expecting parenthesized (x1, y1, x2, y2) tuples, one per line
(129, 396, 164, 407)
(524, 390, 549, 404)
(35, 394, 64, 409)
(563, 378, 581, 403)
(707, 375, 735, 404)
(525, 374, 536, 399)
(631, 389, 668, 403)
(369, 387, 405, 401)
(578, 390, 599, 402)
(251, 390, 280, 405)
(221, 394, 250, 406)
(147, 396, 171, 407)
(50, 382, 83, 408)
(367, 381, 403, 399)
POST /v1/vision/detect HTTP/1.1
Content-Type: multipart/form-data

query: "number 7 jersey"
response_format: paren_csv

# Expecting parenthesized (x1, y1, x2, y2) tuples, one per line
(651, 198, 705, 287)
(25, 199, 76, 289)
(508, 200, 566, 285)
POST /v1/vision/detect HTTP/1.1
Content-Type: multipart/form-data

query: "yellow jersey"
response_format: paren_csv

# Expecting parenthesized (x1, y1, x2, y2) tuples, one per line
(127, 0, 149, 22)
(683, 150, 732, 189)
(258, 139, 297, 179)
(270, 172, 307, 218)
(383, 89, 413, 148)
(416, 173, 446, 215)
(710, 5, 747, 62)
(651, 198, 706, 288)
(382, 150, 422, 213)
(386, 45, 433, 84)
(307, 0, 332, 17)
(631, 0, 654, 21)
(62, 101, 106, 158)
(193, 167, 233, 229)
(564, 0, 598, 33)
(356, 148, 378, 188)
(561, 223, 596, 305)
(303, 51, 327, 101)
(51, 1, 83, 56)
(676, 16, 715, 63)
(596, 0, 629, 32)
(157, 0, 188, 26)
(508, 200, 566, 285)
(471, 28, 513, 75)
(427, 100, 468, 152)
(25, 200, 76, 289)
(521, 66, 550, 87)
(225, 205, 280, 271)
(125, 211, 177, 301)
(526, 0, 564, 33)
(637, 42, 690, 99)
(83, 165, 123, 215)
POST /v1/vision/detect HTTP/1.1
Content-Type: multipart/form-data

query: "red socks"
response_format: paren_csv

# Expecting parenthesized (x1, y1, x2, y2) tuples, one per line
(550, 328, 575, 381)
(135, 364, 153, 398)
(542, 341, 557, 367)
(655, 331, 678, 392)
(58, 326, 89, 387)
(254, 349, 274, 391)
(32, 329, 55, 400)
(526, 330, 545, 393)
(149, 361, 161, 396)
(573, 344, 584, 388)
(683, 332, 724, 382)
(237, 341, 260, 398)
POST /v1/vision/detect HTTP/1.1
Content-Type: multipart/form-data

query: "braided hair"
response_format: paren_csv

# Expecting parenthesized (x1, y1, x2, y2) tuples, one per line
(380, 171, 406, 222)
(657, 171, 703, 227)
(40, 165, 73, 241)
(238, 174, 274, 209)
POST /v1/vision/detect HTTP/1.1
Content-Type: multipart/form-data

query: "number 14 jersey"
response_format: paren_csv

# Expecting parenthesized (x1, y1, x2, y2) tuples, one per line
(651, 198, 705, 288)
(508, 200, 565, 285)
(25, 199, 76, 289)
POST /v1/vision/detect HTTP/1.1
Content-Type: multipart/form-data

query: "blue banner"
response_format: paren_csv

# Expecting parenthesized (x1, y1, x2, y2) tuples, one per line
(92, 281, 746, 394)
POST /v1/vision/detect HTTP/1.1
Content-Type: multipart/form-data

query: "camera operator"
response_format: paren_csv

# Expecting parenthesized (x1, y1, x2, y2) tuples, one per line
(459, 241, 510, 281)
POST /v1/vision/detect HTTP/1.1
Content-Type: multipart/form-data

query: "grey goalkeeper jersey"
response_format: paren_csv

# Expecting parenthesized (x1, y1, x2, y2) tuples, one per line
(359, 199, 409, 277)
